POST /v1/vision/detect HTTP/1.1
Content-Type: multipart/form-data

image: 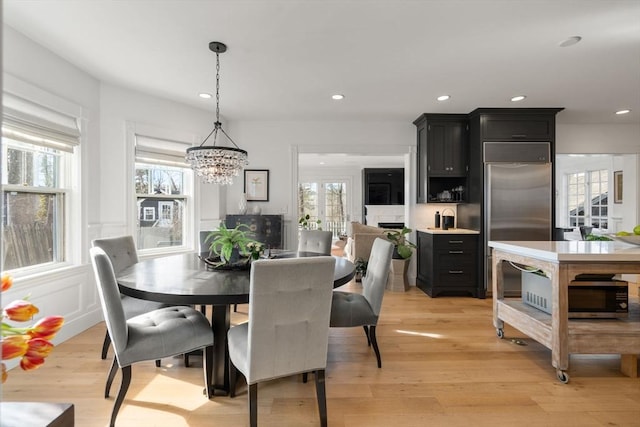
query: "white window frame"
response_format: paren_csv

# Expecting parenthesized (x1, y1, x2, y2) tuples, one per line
(1, 75, 83, 276)
(126, 122, 198, 256)
(566, 169, 609, 230)
(143, 207, 155, 221)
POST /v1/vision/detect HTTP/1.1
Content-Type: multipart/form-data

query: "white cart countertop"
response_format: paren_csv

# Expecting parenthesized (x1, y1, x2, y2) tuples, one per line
(488, 240, 640, 262)
(417, 228, 480, 235)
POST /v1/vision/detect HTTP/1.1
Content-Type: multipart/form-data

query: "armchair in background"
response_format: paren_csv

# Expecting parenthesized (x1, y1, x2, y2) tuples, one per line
(343, 222, 390, 263)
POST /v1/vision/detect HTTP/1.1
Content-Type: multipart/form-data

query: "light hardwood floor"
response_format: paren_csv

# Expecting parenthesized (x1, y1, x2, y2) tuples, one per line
(3, 283, 640, 427)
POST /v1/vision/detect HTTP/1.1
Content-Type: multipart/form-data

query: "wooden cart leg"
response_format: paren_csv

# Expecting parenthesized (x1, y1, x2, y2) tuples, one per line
(620, 354, 638, 377)
(492, 253, 504, 332)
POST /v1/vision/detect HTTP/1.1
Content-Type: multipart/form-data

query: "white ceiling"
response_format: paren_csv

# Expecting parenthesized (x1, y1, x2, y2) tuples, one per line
(3, 0, 640, 126)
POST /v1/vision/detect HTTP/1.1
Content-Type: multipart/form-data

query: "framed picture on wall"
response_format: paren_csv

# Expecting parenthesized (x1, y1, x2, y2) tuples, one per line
(244, 169, 269, 201)
(614, 170, 623, 204)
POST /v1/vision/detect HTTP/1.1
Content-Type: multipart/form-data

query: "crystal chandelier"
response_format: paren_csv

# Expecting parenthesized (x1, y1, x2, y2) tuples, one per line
(186, 42, 248, 185)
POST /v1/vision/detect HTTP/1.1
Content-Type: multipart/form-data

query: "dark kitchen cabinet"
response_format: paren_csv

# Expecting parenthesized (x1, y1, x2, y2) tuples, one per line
(414, 114, 468, 203)
(480, 113, 555, 141)
(416, 231, 478, 297)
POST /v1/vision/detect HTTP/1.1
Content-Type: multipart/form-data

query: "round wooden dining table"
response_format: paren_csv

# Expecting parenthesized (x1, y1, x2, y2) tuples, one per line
(116, 252, 354, 396)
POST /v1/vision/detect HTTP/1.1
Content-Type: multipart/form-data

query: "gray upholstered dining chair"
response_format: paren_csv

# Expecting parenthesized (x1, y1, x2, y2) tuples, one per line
(298, 229, 333, 255)
(89, 247, 214, 427)
(329, 237, 393, 368)
(91, 236, 170, 363)
(227, 256, 336, 427)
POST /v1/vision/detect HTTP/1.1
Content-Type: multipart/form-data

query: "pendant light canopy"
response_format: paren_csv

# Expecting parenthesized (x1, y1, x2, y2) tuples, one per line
(186, 42, 248, 185)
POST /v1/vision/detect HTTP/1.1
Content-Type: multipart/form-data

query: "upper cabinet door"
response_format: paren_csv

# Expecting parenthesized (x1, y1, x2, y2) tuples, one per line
(481, 114, 554, 141)
(427, 119, 468, 177)
(414, 114, 469, 204)
(416, 121, 428, 203)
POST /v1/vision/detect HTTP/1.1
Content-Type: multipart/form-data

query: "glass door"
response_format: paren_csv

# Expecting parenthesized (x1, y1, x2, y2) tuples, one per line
(298, 180, 348, 237)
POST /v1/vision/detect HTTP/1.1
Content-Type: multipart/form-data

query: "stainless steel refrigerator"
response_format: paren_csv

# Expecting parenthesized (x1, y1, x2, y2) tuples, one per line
(484, 142, 552, 296)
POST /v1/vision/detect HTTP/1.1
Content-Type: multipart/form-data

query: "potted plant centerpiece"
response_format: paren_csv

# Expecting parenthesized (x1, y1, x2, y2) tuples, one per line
(203, 222, 263, 270)
(384, 227, 416, 292)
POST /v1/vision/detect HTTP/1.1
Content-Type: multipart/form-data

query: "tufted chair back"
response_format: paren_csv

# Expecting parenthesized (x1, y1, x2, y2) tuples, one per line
(91, 235, 139, 274)
(298, 230, 333, 255)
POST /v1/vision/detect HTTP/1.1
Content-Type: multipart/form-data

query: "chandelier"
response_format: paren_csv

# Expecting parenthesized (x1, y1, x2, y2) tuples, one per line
(186, 41, 248, 185)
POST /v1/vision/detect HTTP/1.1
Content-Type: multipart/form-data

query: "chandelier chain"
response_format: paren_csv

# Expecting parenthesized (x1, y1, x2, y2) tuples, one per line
(215, 51, 220, 123)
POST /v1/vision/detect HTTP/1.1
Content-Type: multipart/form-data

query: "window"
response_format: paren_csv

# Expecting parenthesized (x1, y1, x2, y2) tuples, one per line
(1, 92, 80, 272)
(134, 134, 193, 251)
(567, 169, 608, 229)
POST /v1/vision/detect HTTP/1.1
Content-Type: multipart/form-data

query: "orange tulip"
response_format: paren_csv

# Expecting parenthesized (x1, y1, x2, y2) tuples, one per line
(1, 274, 12, 292)
(25, 338, 54, 358)
(3, 300, 39, 322)
(2, 335, 30, 360)
(20, 355, 45, 371)
(28, 316, 64, 341)
(1, 363, 7, 383)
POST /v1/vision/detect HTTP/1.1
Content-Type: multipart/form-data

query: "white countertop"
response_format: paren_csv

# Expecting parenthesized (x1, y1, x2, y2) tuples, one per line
(488, 240, 640, 262)
(417, 228, 480, 235)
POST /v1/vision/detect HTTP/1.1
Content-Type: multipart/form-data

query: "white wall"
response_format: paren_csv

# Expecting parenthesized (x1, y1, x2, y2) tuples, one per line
(2, 25, 103, 347)
(98, 82, 225, 237)
(226, 120, 415, 248)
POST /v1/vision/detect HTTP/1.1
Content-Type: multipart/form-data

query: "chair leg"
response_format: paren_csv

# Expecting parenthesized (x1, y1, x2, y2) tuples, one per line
(105, 358, 118, 397)
(249, 383, 258, 427)
(229, 362, 237, 398)
(314, 369, 328, 427)
(369, 325, 382, 368)
(363, 325, 371, 346)
(101, 332, 111, 359)
(184, 353, 190, 367)
(110, 365, 132, 427)
(203, 345, 213, 398)
(155, 359, 161, 367)
(302, 372, 308, 383)
(233, 304, 238, 312)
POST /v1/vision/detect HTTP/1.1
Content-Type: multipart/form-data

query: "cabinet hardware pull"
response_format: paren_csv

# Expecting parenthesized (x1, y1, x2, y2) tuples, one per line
(449, 250, 464, 254)
(449, 270, 464, 274)
(448, 240, 463, 244)
(512, 134, 527, 138)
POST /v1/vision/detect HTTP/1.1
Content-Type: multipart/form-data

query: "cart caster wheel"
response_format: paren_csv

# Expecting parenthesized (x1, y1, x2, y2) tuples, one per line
(556, 370, 569, 384)
(496, 328, 504, 339)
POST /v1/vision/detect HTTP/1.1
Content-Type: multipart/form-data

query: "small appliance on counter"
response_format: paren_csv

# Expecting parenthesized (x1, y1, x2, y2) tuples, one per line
(441, 208, 455, 230)
(522, 271, 628, 318)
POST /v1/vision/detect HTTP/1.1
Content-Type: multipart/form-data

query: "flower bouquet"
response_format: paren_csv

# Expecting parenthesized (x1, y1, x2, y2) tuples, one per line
(1, 274, 64, 383)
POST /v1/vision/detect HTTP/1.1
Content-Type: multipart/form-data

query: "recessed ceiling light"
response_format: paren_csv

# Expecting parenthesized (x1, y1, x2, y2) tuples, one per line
(559, 36, 582, 47)
(511, 95, 526, 102)
(616, 109, 631, 115)
(199, 93, 212, 99)
(437, 95, 450, 101)
(332, 94, 344, 100)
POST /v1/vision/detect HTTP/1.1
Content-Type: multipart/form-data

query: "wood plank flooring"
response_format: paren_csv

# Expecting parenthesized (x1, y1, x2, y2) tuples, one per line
(3, 283, 640, 426)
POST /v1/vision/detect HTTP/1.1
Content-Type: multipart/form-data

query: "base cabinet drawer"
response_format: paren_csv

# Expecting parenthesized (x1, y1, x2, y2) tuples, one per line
(417, 231, 479, 298)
